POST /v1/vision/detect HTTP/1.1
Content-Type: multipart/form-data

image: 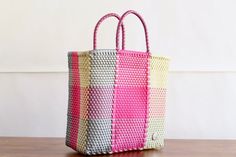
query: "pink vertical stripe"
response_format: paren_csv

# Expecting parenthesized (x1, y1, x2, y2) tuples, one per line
(111, 51, 149, 152)
(69, 52, 80, 150)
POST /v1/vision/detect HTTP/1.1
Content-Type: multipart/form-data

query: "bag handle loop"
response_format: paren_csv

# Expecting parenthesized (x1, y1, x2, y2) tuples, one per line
(116, 10, 150, 53)
(93, 13, 125, 50)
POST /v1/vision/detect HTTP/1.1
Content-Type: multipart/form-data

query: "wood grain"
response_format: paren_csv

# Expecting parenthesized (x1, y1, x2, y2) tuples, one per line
(0, 137, 236, 157)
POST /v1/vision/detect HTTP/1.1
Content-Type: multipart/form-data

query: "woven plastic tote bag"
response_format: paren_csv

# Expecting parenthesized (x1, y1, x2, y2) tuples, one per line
(66, 10, 170, 155)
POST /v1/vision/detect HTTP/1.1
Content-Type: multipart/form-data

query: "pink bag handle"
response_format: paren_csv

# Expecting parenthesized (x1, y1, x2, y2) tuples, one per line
(116, 10, 150, 53)
(93, 13, 125, 50)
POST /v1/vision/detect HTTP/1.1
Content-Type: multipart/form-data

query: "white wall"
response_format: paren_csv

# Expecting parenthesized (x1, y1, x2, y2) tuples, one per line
(0, 0, 236, 139)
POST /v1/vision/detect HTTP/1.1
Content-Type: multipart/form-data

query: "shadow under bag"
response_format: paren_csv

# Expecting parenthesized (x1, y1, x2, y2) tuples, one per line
(66, 10, 170, 155)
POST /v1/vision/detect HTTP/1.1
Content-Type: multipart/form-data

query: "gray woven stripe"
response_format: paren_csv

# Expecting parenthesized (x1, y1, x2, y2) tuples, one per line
(85, 49, 116, 154)
(89, 49, 117, 86)
(86, 119, 112, 154)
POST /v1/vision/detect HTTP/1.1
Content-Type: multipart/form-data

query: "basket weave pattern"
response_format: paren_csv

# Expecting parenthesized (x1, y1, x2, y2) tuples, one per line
(66, 51, 169, 155)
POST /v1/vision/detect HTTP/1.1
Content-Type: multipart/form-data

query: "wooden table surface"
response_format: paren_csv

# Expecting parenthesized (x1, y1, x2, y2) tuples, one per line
(0, 137, 236, 157)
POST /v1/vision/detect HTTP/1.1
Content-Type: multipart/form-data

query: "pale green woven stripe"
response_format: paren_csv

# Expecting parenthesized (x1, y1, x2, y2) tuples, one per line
(145, 57, 169, 149)
(145, 118, 165, 149)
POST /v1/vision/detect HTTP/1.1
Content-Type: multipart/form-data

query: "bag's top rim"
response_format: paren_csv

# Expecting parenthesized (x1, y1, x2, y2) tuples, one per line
(68, 49, 170, 61)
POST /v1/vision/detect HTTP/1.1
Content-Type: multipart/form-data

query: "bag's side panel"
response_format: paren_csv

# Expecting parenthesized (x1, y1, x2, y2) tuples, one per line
(66, 52, 80, 150)
(111, 50, 149, 152)
(85, 50, 117, 155)
(145, 57, 169, 149)
(76, 52, 91, 153)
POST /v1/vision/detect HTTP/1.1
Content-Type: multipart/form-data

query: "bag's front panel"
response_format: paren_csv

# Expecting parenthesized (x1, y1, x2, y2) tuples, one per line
(111, 50, 149, 152)
(145, 57, 169, 149)
(85, 50, 117, 154)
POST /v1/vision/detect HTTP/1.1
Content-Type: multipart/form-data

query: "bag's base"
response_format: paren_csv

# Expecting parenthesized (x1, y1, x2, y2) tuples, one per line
(66, 142, 164, 155)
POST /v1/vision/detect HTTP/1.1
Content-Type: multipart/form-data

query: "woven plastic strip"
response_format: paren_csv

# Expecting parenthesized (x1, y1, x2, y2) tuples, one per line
(66, 52, 80, 151)
(81, 50, 117, 154)
(111, 51, 149, 152)
(111, 10, 150, 152)
(145, 57, 169, 149)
